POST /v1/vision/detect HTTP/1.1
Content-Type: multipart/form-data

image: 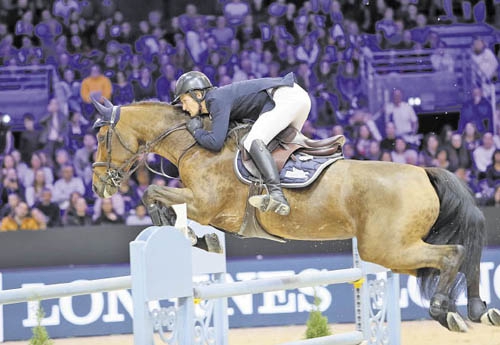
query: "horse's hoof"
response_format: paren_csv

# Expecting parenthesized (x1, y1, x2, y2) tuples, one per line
(204, 233, 224, 254)
(480, 308, 500, 326)
(447, 312, 468, 332)
(187, 226, 198, 246)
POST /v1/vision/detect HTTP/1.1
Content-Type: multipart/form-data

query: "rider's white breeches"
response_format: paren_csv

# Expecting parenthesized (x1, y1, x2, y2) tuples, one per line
(243, 83, 311, 152)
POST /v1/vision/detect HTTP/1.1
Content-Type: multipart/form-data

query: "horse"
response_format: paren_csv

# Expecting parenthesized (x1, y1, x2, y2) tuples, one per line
(90, 98, 500, 332)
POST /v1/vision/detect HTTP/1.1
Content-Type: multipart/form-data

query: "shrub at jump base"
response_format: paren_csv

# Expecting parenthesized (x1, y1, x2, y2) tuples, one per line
(305, 294, 332, 339)
(29, 305, 53, 345)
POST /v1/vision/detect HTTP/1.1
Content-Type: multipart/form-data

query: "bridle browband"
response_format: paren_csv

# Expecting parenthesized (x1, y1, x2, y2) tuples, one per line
(92, 105, 196, 190)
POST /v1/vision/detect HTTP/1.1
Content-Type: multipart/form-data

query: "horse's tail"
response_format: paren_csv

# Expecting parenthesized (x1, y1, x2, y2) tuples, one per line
(419, 167, 486, 299)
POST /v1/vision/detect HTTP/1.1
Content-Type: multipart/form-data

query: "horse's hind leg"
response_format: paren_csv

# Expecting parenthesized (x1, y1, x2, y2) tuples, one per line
(466, 250, 500, 326)
(361, 241, 467, 331)
(427, 244, 468, 332)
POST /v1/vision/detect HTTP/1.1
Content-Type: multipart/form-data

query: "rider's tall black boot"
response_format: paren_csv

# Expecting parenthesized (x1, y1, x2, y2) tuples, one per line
(247, 139, 290, 216)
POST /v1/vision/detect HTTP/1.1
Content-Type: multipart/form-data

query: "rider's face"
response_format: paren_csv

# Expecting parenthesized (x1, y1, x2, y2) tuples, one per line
(180, 93, 200, 117)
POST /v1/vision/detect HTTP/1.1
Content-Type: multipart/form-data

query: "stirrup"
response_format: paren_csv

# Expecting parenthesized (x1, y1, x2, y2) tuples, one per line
(248, 194, 290, 216)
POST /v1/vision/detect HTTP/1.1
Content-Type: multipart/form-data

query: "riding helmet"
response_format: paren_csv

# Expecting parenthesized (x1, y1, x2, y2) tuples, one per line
(172, 71, 213, 104)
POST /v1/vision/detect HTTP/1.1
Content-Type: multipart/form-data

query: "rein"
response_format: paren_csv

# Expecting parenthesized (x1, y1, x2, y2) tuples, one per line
(93, 108, 195, 188)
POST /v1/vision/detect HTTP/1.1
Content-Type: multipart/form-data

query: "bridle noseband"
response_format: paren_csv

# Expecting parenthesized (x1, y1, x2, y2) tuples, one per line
(92, 105, 193, 190)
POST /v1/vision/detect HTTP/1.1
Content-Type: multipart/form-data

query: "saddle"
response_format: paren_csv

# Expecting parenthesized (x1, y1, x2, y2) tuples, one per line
(239, 126, 345, 179)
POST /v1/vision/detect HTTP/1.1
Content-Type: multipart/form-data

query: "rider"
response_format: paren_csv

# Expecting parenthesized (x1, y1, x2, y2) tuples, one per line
(172, 71, 311, 216)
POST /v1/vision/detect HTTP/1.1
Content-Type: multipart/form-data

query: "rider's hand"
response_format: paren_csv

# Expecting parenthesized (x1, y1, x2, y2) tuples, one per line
(186, 117, 203, 137)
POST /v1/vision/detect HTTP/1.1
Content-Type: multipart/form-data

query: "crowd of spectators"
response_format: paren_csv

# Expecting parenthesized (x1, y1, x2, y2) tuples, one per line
(1, 0, 500, 231)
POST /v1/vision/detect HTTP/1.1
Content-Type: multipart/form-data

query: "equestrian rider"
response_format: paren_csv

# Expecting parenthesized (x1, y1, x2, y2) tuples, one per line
(172, 71, 311, 216)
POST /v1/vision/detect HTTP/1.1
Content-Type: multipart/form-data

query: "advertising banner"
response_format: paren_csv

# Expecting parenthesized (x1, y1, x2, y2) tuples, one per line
(1, 248, 500, 341)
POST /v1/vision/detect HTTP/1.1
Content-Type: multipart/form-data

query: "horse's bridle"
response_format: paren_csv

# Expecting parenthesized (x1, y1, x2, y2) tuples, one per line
(92, 105, 194, 190)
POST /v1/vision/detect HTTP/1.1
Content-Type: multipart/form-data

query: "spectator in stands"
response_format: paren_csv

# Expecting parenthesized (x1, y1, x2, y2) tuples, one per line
(63, 195, 92, 226)
(435, 147, 450, 170)
(39, 98, 68, 162)
(0, 113, 14, 156)
(134, 167, 151, 201)
(80, 64, 113, 121)
(117, 179, 140, 215)
(235, 15, 257, 50)
(379, 150, 393, 162)
(462, 122, 481, 152)
(404, 149, 420, 166)
(391, 137, 408, 164)
(354, 124, 373, 160)
(296, 33, 321, 66)
(470, 38, 498, 81)
(430, 43, 454, 73)
(473, 132, 497, 174)
(18, 113, 41, 164)
(132, 66, 156, 101)
(93, 197, 125, 225)
(11, 150, 27, 177)
(25, 169, 52, 207)
(419, 133, 441, 167)
(446, 132, 472, 172)
(52, 0, 79, 26)
(22, 151, 54, 188)
(364, 139, 381, 161)
(32, 210, 48, 228)
(380, 121, 396, 151)
(0, 192, 20, 219)
(53, 148, 71, 179)
(155, 64, 176, 103)
(67, 111, 88, 154)
(112, 70, 135, 105)
(126, 204, 153, 226)
(211, 16, 234, 48)
(52, 164, 85, 210)
(458, 87, 493, 134)
(1, 153, 15, 177)
(61, 190, 82, 220)
(224, 0, 250, 27)
(383, 89, 419, 147)
(15, 9, 34, 39)
(33, 188, 60, 227)
(73, 133, 95, 187)
(336, 61, 362, 111)
(61, 69, 83, 113)
(0, 201, 42, 231)
(1, 168, 24, 205)
(485, 149, 500, 188)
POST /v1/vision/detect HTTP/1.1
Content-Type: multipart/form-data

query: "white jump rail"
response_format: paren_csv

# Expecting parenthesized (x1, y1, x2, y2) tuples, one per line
(0, 276, 131, 306)
(193, 268, 363, 300)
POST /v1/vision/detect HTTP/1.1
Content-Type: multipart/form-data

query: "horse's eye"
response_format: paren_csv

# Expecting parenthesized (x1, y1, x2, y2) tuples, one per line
(97, 135, 105, 143)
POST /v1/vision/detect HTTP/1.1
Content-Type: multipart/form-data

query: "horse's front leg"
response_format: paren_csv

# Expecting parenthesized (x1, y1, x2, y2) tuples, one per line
(142, 184, 202, 218)
(142, 185, 223, 254)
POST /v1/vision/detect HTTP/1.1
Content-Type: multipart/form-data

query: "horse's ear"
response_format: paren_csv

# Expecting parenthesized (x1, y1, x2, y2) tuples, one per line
(102, 97, 114, 108)
(90, 95, 109, 120)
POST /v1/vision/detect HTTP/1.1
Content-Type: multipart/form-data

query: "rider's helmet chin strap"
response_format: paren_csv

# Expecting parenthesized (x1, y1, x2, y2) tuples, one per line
(188, 89, 208, 116)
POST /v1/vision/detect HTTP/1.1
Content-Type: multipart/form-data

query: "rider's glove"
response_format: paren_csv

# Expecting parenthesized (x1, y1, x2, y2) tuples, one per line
(186, 117, 203, 137)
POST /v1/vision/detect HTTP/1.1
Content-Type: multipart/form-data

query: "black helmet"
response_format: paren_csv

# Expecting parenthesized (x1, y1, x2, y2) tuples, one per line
(172, 71, 213, 104)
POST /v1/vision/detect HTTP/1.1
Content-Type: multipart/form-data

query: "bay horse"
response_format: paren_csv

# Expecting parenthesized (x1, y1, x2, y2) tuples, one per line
(91, 99, 499, 332)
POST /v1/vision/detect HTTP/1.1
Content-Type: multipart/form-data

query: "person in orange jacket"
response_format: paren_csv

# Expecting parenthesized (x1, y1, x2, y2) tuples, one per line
(0, 202, 43, 231)
(80, 64, 113, 121)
